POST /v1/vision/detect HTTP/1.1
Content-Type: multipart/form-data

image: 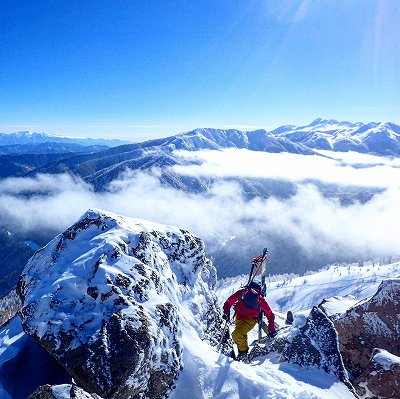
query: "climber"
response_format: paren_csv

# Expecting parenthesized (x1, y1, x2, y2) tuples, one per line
(223, 281, 276, 361)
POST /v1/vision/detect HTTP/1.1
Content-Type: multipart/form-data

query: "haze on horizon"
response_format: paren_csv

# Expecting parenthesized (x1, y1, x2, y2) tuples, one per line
(1, 1, 399, 141)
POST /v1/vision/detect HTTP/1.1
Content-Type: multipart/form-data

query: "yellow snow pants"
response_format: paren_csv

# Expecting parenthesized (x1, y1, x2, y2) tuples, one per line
(232, 318, 258, 352)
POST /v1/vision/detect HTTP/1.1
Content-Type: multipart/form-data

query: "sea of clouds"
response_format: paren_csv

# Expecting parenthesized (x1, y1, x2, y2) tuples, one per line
(0, 149, 399, 271)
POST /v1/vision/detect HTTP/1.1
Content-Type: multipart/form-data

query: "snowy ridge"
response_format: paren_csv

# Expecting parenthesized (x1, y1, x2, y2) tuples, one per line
(273, 119, 400, 155)
(1, 209, 374, 398)
(217, 261, 400, 315)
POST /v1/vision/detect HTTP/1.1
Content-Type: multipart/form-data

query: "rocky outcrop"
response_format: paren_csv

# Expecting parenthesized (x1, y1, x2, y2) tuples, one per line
(18, 209, 219, 399)
(334, 279, 400, 378)
(281, 307, 350, 383)
(250, 307, 350, 384)
(27, 384, 103, 399)
(354, 349, 400, 399)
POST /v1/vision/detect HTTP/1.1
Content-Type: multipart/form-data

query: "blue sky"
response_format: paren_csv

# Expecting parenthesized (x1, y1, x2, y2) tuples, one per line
(1, 0, 399, 140)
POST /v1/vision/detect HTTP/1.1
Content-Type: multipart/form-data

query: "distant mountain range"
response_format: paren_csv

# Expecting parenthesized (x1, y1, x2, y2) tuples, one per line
(25, 127, 318, 191)
(0, 119, 397, 196)
(0, 131, 133, 177)
(15, 119, 398, 192)
(0, 142, 109, 155)
(0, 131, 133, 148)
(2, 119, 399, 158)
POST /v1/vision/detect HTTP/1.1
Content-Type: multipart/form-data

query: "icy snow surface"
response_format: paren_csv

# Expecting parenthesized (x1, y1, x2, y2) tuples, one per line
(0, 317, 25, 358)
(170, 325, 354, 399)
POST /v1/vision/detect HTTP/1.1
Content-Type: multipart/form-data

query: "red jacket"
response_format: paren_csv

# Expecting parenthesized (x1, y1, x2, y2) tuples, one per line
(223, 288, 275, 332)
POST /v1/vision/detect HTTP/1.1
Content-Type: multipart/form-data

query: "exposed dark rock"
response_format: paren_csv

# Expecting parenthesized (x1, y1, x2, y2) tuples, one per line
(334, 279, 400, 379)
(354, 349, 400, 399)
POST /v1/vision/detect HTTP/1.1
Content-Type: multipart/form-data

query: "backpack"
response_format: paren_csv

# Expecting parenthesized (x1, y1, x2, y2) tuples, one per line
(240, 288, 260, 311)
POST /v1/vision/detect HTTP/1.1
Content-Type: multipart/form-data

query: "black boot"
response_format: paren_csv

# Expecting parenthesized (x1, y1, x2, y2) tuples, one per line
(285, 310, 294, 325)
(237, 349, 249, 362)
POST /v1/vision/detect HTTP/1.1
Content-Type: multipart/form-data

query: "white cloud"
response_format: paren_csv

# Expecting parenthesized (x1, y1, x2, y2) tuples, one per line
(0, 163, 399, 264)
(0, 174, 97, 233)
(171, 148, 400, 189)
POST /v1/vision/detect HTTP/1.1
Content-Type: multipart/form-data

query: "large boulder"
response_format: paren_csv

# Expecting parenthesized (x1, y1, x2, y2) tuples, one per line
(250, 307, 350, 385)
(281, 307, 350, 383)
(334, 278, 400, 378)
(354, 349, 400, 399)
(18, 209, 219, 399)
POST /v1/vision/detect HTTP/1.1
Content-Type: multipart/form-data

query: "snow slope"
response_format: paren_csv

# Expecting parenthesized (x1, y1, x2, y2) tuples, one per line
(217, 261, 400, 314)
(170, 327, 355, 399)
(1, 314, 355, 399)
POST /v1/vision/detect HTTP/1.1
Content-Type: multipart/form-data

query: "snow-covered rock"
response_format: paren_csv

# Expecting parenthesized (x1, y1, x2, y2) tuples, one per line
(18, 209, 219, 399)
(334, 278, 400, 378)
(318, 295, 358, 319)
(371, 348, 400, 371)
(247, 306, 358, 396)
(27, 384, 103, 399)
(354, 349, 400, 399)
(274, 307, 349, 383)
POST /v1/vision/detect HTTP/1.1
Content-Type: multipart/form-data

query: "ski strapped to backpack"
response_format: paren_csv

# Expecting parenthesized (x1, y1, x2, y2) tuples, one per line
(246, 247, 269, 287)
(244, 247, 270, 340)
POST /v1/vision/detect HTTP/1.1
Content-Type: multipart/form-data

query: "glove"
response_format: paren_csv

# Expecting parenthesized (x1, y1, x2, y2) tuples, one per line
(222, 313, 230, 321)
(268, 330, 277, 339)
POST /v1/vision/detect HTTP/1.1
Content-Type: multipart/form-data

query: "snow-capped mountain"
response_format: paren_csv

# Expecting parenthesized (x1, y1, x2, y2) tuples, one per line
(22, 119, 400, 191)
(272, 118, 400, 155)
